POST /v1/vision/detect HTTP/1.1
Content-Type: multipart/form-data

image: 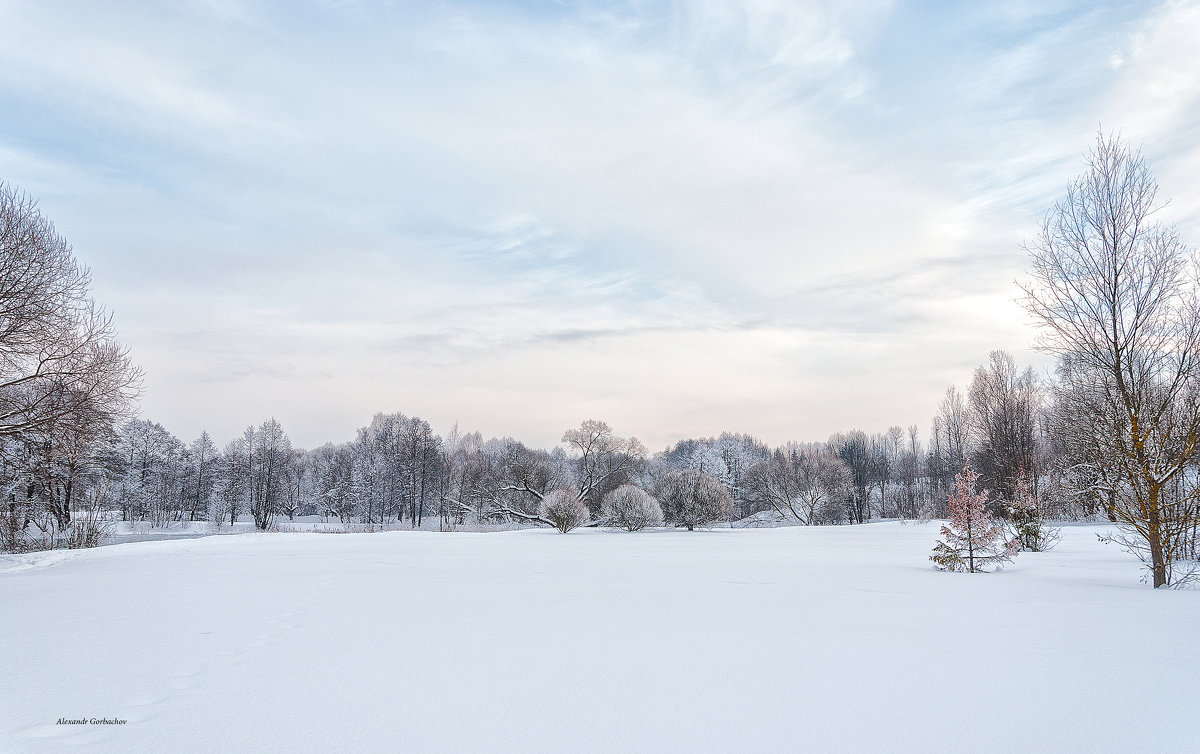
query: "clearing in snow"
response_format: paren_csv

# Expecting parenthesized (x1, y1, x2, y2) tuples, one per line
(1, 522, 1196, 752)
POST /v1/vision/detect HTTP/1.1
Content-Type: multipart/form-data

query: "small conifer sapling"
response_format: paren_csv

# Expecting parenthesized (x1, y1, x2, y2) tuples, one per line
(931, 464, 1018, 573)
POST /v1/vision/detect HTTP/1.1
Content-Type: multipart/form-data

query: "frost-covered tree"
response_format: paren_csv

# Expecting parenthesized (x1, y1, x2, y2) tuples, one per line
(829, 431, 871, 523)
(561, 420, 646, 513)
(655, 469, 733, 531)
(187, 431, 218, 521)
(540, 487, 588, 533)
(715, 432, 772, 517)
(931, 464, 1017, 573)
(654, 433, 771, 519)
(213, 437, 249, 527)
(600, 484, 662, 531)
(308, 442, 358, 522)
(115, 419, 189, 526)
(246, 418, 292, 530)
(1007, 471, 1060, 552)
(480, 437, 564, 524)
(742, 446, 850, 525)
(277, 448, 308, 521)
(440, 424, 488, 528)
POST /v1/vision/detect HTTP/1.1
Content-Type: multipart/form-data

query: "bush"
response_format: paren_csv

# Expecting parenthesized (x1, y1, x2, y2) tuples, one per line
(0, 496, 114, 553)
(601, 485, 662, 531)
(541, 488, 589, 533)
(655, 469, 733, 531)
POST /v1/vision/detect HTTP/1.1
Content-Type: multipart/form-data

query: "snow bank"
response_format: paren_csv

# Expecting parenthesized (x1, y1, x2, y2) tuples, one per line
(1, 523, 1195, 752)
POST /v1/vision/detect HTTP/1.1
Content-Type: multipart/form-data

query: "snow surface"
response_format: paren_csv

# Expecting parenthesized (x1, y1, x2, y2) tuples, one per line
(87, 516, 529, 548)
(1, 522, 1196, 753)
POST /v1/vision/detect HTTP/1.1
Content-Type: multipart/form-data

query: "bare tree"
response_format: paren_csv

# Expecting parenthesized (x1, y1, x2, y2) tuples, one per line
(561, 420, 646, 512)
(742, 446, 850, 525)
(1021, 131, 1200, 587)
(895, 425, 926, 520)
(967, 350, 1042, 510)
(0, 183, 140, 440)
(439, 425, 489, 528)
(829, 430, 871, 523)
(927, 386, 970, 516)
(486, 438, 563, 525)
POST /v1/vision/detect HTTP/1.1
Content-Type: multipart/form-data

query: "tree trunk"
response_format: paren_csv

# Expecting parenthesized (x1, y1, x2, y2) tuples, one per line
(1148, 487, 1167, 588)
(966, 517, 975, 573)
(53, 478, 73, 530)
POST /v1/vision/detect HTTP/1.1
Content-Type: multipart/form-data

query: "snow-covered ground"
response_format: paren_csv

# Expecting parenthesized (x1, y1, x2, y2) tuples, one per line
(95, 516, 525, 547)
(1, 522, 1195, 753)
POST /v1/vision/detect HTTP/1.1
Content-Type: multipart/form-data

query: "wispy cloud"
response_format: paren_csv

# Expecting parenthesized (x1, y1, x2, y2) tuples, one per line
(0, 0, 1194, 449)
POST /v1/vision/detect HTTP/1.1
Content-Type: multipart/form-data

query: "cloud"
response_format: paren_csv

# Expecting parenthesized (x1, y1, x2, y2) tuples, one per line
(0, 0, 1194, 450)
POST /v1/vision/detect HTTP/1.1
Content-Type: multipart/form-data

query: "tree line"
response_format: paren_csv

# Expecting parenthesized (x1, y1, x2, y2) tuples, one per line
(0, 363, 1121, 538)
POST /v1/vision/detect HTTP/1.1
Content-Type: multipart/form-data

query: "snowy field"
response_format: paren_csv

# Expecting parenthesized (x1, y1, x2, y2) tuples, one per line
(1, 522, 1196, 753)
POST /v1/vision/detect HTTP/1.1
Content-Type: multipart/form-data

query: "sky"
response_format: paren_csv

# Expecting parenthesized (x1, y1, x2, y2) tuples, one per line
(2, 0, 1199, 452)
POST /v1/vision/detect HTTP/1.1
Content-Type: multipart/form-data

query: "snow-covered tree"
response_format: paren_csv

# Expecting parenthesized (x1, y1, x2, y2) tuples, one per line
(655, 469, 733, 531)
(742, 446, 850, 525)
(540, 487, 588, 533)
(481, 437, 564, 525)
(601, 484, 662, 531)
(439, 425, 489, 528)
(187, 431, 218, 521)
(1007, 471, 1060, 552)
(115, 419, 188, 526)
(248, 418, 292, 530)
(308, 442, 358, 523)
(829, 430, 871, 523)
(655, 433, 771, 519)
(930, 464, 1017, 573)
(561, 420, 646, 513)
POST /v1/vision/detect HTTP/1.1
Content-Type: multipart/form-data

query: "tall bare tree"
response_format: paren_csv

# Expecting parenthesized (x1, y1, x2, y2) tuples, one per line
(0, 182, 140, 440)
(968, 350, 1041, 508)
(829, 430, 871, 523)
(928, 386, 970, 515)
(1021, 131, 1200, 587)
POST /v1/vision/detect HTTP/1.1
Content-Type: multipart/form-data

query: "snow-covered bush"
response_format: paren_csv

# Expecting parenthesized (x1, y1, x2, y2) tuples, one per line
(0, 500, 114, 553)
(655, 469, 733, 531)
(541, 488, 588, 533)
(931, 464, 1018, 572)
(0, 501, 31, 553)
(601, 485, 662, 531)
